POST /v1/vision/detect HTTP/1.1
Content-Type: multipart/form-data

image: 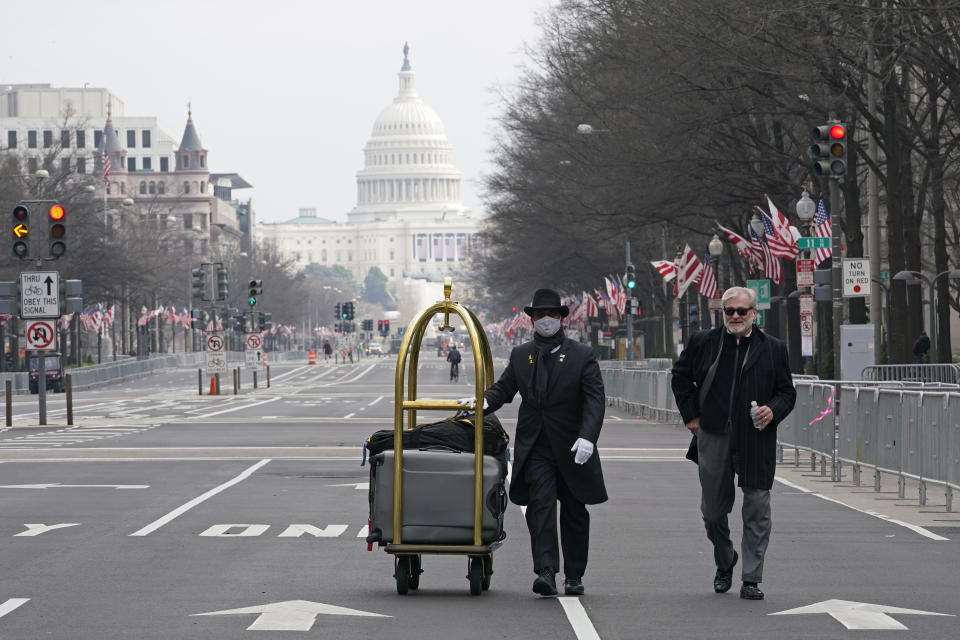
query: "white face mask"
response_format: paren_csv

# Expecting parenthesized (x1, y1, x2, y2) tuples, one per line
(534, 316, 562, 337)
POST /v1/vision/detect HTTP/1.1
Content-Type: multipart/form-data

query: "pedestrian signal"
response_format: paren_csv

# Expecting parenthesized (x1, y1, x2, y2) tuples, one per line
(12, 205, 29, 259)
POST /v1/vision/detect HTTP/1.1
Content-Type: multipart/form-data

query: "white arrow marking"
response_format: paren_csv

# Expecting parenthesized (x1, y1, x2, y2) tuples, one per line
(0, 483, 149, 489)
(193, 600, 390, 631)
(558, 597, 601, 640)
(771, 599, 954, 630)
(0, 598, 29, 620)
(329, 482, 368, 490)
(15, 523, 81, 536)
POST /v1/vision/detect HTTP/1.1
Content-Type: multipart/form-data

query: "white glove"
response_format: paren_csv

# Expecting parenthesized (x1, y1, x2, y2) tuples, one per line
(457, 397, 488, 410)
(571, 438, 594, 464)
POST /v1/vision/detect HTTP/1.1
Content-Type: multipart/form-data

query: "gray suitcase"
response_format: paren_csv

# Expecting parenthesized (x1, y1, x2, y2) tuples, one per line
(368, 449, 507, 545)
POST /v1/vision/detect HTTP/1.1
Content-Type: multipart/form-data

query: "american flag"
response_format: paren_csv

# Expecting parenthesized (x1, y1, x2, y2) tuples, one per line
(613, 275, 627, 316)
(716, 223, 755, 264)
(698, 253, 720, 300)
(650, 260, 677, 282)
(674, 244, 703, 298)
(583, 291, 598, 317)
(759, 210, 798, 259)
(766, 197, 801, 256)
(101, 147, 111, 185)
(813, 196, 833, 266)
(750, 227, 782, 284)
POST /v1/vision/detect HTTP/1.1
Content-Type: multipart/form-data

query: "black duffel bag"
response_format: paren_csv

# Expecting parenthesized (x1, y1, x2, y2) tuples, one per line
(365, 411, 509, 467)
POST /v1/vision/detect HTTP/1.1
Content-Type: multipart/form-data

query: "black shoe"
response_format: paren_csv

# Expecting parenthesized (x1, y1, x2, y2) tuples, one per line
(740, 582, 764, 600)
(713, 551, 738, 593)
(532, 568, 557, 596)
(564, 577, 584, 596)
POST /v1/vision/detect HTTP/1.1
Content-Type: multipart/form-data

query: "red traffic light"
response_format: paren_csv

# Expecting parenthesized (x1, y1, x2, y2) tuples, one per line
(49, 205, 65, 220)
(13, 205, 28, 221)
(829, 125, 845, 139)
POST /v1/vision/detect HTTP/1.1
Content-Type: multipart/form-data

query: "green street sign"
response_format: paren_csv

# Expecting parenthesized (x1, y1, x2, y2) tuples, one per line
(880, 271, 888, 281)
(798, 237, 831, 250)
(746, 278, 771, 309)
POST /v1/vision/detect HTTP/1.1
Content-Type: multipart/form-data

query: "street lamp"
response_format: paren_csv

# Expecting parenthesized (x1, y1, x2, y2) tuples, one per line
(708, 234, 723, 325)
(796, 188, 816, 229)
(749, 212, 764, 238)
(892, 268, 960, 363)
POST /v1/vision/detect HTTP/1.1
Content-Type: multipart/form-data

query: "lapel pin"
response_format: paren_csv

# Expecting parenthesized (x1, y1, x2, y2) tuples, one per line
(559, 354, 566, 362)
(528, 354, 534, 364)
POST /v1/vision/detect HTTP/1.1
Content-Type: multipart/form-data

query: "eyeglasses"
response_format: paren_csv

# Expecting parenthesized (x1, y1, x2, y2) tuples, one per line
(723, 307, 754, 317)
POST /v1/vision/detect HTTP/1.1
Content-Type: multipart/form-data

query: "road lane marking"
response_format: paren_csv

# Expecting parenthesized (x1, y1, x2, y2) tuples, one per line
(129, 459, 271, 536)
(368, 395, 383, 406)
(194, 397, 280, 419)
(610, 416, 622, 421)
(558, 597, 601, 640)
(0, 598, 29, 620)
(343, 413, 356, 419)
(774, 476, 948, 541)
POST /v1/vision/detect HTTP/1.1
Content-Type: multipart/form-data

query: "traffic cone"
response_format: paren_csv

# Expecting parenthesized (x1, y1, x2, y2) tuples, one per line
(210, 376, 217, 395)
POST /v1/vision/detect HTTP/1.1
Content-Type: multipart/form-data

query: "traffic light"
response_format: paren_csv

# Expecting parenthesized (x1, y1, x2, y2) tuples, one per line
(363, 319, 373, 332)
(48, 204, 65, 258)
(344, 301, 355, 320)
(258, 311, 272, 331)
(377, 320, 383, 334)
(811, 123, 847, 177)
(12, 204, 29, 259)
(340, 302, 349, 320)
(247, 279, 262, 306)
(624, 263, 636, 289)
(216, 264, 228, 300)
(335, 302, 342, 320)
(384, 319, 390, 335)
(191, 267, 206, 302)
(334, 321, 342, 332)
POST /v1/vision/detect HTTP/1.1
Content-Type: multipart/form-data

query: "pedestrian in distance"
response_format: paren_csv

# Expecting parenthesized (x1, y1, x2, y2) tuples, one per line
(459, 288, 606, 597)
(323, 340, 333, 361)
(670, 286, 796, 601)
(912, 331, 930, 364)
(446, 344, 461, 382)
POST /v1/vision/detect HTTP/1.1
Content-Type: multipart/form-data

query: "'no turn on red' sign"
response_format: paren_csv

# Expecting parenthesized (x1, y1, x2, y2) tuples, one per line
(842, 259, 871, 297)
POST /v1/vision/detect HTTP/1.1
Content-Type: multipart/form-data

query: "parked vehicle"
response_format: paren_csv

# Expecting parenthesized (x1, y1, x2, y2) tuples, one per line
(28, 352, 65, 394)
(367, 342, 383, 355)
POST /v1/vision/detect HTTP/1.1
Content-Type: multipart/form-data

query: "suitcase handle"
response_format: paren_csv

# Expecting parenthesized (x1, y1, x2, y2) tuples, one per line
(417, 445, 462, 454)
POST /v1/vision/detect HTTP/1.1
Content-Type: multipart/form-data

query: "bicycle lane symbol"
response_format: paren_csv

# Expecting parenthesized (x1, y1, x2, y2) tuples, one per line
(26, 321, 56, 349)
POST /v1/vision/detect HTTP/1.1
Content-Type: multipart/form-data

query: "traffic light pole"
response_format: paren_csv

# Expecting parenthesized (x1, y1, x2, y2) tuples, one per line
(831, 177, 842, 380)
(625, 241, 633, 361)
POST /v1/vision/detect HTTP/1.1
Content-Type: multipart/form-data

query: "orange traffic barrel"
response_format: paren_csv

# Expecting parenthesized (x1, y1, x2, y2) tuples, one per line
(308, 350, 317, 365)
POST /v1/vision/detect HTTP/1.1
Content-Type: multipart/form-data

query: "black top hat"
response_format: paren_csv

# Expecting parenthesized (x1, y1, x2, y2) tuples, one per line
(524, 288, 569, 317)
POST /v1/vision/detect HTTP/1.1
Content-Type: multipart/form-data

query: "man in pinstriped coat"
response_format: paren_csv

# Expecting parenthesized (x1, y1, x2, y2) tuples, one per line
(671, 286, 796, 600)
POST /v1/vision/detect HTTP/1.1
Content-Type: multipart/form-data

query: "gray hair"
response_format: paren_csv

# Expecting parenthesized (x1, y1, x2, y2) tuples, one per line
(722, 286, 757, 308)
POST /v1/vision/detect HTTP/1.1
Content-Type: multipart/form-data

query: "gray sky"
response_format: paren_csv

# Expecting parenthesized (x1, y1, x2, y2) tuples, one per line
(2, 0, 550, 223)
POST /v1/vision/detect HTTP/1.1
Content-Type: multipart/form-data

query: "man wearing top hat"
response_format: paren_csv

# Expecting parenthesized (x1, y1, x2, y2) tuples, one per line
(460, 288, 606, 596)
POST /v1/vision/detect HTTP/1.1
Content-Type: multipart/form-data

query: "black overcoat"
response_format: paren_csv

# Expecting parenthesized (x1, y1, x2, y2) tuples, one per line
(671, 326, 796, 490)
(484, 338, 607, 506)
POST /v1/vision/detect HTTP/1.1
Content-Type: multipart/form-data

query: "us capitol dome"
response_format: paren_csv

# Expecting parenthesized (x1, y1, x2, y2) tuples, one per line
(257, 43, 480, 303)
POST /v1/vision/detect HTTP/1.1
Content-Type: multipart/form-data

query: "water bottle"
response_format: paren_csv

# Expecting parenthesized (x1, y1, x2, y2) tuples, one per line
(750, 401, 761, 429)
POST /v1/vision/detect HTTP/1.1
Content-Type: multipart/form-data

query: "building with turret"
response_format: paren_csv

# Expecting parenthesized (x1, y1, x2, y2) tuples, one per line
(255, 44, 481, 308)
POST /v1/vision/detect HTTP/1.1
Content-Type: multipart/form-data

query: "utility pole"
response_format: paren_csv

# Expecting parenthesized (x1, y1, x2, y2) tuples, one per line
(625, 241, 633, 361)
(831, 176, 843, 380)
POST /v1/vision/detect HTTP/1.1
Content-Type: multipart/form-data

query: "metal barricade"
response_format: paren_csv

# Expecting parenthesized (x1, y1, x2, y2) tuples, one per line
(862, 364, 960, 384)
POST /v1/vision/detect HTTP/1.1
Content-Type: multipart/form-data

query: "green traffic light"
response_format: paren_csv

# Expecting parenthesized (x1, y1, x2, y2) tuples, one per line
(249, 297, 257, 306)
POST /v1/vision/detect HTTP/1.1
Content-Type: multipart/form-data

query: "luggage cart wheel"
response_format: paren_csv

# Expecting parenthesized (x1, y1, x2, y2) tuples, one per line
(468, 557, 483, 596)
(481, 556, 492, 591)
(409, 555, 422, 590)
(395, 556, 411, 595)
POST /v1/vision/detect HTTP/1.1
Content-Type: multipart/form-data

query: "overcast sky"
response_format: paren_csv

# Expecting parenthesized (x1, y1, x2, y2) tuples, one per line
(2, 0, 550, 223)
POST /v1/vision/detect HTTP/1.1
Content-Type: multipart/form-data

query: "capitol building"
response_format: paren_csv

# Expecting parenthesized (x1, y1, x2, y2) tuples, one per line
(255, 44, 480, 312)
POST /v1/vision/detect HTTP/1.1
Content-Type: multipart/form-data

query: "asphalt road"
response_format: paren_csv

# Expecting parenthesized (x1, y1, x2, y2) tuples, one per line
(0, 351, 957, 639)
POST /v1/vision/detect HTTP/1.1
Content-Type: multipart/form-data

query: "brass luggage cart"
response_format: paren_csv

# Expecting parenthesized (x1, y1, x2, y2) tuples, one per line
(384, 278, 500, 595)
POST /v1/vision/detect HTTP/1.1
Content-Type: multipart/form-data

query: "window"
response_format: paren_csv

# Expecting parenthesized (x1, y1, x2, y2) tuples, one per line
(94, 130, 102, 148)
(61, 130, 70, 148)
(182, 155, 189, 169)
(142, 130, 151, 148)
(120, 182, 125, 194)
(76, 130, 85, 148)
(160, 157, 169, 172)
(200, 181, 205, 194)
(43, 130, 53, 148)
(200, 155, 205, 168)
(139, 181, 147, 194)
(157, 181, 165, 194)
(142, 157, 152, 170)
(347, 252, 352, 262)
(183, 182, 190, 194)
(27, 157, 37, 173)
(148, 181, 156, 195)
(389, 250, 395, 260)
(321, 249, 327, 262)
(61, 158, 70, 173)
(183, 214, 193, 230)
(127, 157, 136, 172)
(184, 238, 193, 255)
(6, 131, 15, 148)
(28, 131, 37, 148)
(126, 130, 136, 147)
(76, 157, 86, 174)
(390, 268, 395, 277)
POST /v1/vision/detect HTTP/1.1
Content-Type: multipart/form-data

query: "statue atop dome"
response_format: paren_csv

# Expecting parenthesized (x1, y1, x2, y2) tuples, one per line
(401, 41, 411, 71)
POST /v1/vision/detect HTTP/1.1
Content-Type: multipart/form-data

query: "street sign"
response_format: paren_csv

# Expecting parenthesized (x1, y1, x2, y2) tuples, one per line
(843, 258, 871, 297)
(800, 313, 814, 337)
(205, 351, 227, 374)
(708, 298, 722, 311)
(798, 237, 831, 250)
(245, 333, 262, 350)
(799, 294, 814, 315)
(796, 259, 815, 286)
(19, 271, 59, 318)
(25, 319, 56, 350)
(245, 349, 263, 369)
(206, 333, 225, 353)
(746, 279, 771, 309)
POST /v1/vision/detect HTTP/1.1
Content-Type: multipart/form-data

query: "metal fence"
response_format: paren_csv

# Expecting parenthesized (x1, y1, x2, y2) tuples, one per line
(601, 363, 960, 512)
(862, 364, 960, 384)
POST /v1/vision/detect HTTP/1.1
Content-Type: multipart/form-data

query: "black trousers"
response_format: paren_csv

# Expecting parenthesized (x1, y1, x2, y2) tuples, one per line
(523, 445, 590, 577)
